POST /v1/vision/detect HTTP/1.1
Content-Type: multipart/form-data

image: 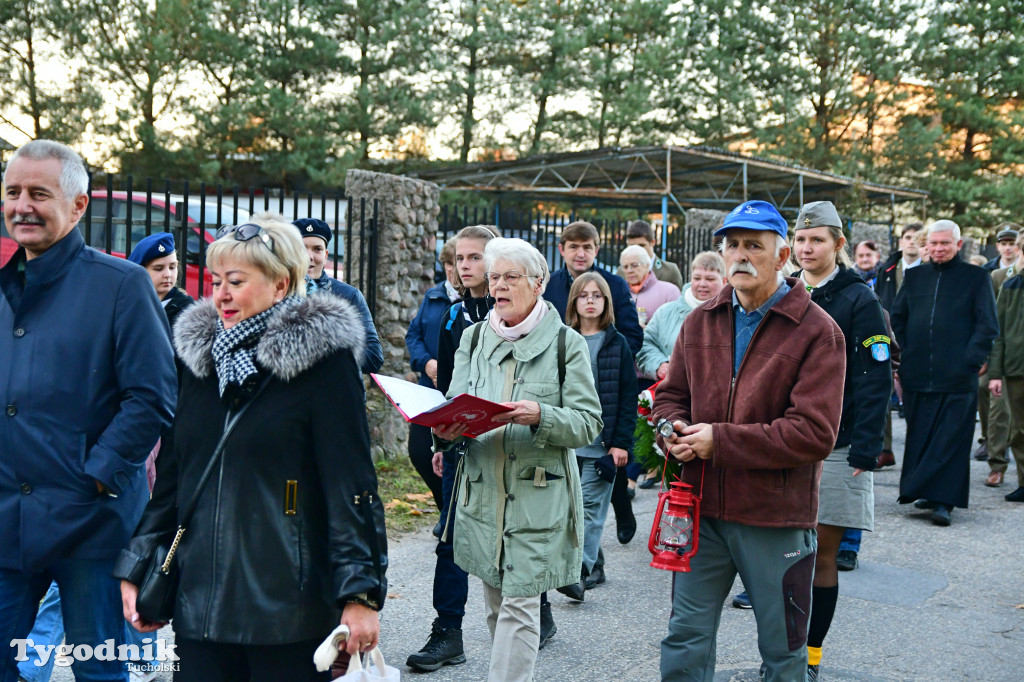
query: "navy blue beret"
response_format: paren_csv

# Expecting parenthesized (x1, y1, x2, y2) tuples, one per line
(293, 218, 331, 245)
(128, 232, 176, 265)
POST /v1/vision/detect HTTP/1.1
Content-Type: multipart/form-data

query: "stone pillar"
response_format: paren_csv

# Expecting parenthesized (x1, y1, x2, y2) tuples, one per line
(345, 169, 440, 461)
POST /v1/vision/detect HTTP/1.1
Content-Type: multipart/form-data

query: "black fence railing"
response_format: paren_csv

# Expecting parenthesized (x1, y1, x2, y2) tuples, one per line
(0, 174, 380, 315)
(437, 204, 714, 280)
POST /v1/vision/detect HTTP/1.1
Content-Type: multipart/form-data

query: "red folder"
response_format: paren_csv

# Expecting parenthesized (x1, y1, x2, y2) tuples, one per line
(371, 374, 513, 438)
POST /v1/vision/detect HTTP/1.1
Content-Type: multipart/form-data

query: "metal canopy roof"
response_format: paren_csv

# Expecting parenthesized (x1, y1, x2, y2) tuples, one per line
(410, 145, 928, 215)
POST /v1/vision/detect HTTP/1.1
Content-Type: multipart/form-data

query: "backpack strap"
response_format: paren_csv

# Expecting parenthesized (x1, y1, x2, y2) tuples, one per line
(469, 320, 485, 357)
(444, 302, 462, 331)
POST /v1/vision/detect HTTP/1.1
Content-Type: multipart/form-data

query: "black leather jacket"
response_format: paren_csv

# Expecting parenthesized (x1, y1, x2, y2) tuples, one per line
(114, 296, 387, 645)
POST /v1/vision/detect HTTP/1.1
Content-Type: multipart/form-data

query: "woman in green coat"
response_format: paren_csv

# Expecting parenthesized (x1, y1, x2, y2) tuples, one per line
(432, 238, 603, 682)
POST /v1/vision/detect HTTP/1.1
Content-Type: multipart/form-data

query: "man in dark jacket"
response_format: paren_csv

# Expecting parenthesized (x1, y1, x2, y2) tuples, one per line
(294, 217, 383, 373)
(543, 221, 643, 353)
(988, 234, 1024, 502)
(891, 220, 999, 525)
(653, 200, 846, 681)
(0, 140, 176, 681)
(874, 223, 922, 312)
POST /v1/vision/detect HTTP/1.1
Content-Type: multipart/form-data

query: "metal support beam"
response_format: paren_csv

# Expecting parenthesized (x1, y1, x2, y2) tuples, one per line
(661, 195, 669, 257)
(743, 162, 748, 202)
(798, 175, 804, 207)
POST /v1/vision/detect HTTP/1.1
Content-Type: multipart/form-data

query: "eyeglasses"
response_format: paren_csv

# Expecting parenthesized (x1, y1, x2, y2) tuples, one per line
(579, 292, 604, 302)
(216, 223, 274, 251)
(486, 271, 538, 286)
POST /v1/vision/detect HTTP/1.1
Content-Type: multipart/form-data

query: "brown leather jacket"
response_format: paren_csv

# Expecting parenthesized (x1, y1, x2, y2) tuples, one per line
(653, 278, 845, 528)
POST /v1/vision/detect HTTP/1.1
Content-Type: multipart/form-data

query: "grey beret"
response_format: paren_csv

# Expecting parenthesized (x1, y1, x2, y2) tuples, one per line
(794, 201, 842, 231)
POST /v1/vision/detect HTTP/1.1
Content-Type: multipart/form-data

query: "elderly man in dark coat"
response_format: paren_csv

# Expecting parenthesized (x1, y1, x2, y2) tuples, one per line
(891, 220, 999, 526)
(0, 140, 176, 681)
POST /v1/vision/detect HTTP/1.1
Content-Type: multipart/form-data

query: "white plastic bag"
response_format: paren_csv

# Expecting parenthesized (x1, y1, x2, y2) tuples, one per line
(313, 624, 400, 681)
(340, 647, 400, 682)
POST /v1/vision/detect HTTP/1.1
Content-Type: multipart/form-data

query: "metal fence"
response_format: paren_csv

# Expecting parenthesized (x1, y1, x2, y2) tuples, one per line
(0, 174, 380, 314)
(437, 204, 714, 280)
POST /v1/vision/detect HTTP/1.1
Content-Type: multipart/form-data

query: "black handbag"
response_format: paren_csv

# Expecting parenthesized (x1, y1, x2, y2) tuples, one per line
(135, 380, 267, 623)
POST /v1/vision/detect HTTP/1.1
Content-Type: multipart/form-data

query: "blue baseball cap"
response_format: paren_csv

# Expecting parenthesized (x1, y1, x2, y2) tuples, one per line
(714, 201, 788, 240)
(293, 218, 332, 245)
(128, 232, 175, 265)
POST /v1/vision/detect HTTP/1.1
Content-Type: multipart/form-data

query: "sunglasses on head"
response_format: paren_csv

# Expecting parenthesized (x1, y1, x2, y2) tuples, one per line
(215, 223, 274, 251)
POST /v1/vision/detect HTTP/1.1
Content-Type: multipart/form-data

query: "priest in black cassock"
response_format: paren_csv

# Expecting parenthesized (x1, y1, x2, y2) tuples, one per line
(891, 220, 999, 526)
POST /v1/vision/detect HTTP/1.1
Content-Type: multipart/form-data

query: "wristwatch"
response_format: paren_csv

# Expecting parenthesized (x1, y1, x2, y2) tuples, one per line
(344, 593, 380, 611)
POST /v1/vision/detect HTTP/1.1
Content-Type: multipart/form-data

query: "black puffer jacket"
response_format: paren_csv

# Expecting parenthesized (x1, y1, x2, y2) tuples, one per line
(592, 324, 639, 453)
(114, 296, 387, 645)
(799, 267, 892, 470)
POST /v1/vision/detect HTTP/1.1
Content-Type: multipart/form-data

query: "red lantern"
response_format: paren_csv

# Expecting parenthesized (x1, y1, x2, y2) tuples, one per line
(648, 480, 701, 572)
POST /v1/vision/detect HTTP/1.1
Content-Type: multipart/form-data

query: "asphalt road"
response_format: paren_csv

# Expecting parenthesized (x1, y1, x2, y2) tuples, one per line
(49, 415, 1023, 681)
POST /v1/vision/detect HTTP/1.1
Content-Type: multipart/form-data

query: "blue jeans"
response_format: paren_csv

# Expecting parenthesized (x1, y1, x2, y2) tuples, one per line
(433, 449, 469, 630)
(0, 558, 129, 682)
(839, 528, 862, 553)
(17, 583, 151, 682)
(578, 458, 613, 572)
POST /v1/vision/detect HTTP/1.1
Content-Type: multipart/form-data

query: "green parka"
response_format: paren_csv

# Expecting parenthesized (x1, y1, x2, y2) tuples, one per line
(437, 303, 603, 597)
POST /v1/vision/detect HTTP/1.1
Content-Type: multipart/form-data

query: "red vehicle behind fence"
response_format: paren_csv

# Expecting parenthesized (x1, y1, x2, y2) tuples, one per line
(1, 191, 251, 298)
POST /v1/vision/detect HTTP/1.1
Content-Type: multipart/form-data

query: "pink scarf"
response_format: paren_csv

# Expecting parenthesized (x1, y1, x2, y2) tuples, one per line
(488, 298, 547, 341)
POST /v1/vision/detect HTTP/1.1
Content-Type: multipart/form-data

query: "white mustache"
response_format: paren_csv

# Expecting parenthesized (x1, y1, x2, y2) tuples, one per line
(729, 261, 759, 277)
(11, 214, 44, 225)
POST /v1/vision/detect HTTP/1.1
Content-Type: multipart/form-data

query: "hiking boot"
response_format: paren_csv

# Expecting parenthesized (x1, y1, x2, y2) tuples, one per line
(539, 602, 556, 649)
(406, 619, 466, 672)
(836, 549, 858, 571)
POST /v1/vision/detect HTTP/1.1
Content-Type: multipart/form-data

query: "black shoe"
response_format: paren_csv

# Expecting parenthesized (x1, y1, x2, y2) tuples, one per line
(627, 486, 636, 500)
(913, 499, 938, 510)
(584, 563, 605, 589)
(432, 518, 444, 539)
(406, 618, 466, 671)
(931, 505, 952, 526)
(836, 549, 858, 571)
(539, 602, 556, 649)
(638, 476, 657, 489)
(1006, 487, 1024, 502)
(616, 510, 637, 544)
(556, 578, 585, 601)
(973, 443, 989, 461)
(731, 591, 752, 609)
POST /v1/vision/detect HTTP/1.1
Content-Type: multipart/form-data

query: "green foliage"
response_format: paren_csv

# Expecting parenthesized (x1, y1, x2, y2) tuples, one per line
(1, 0, 1022, 231)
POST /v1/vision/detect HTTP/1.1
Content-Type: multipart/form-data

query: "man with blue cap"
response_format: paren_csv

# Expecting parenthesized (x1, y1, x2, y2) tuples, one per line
(652, 200, 846, 681)
(293, 218, 383, 373)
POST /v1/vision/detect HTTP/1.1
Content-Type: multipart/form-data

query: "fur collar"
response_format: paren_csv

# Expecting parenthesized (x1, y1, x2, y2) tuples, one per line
(174, 294, 367, 381)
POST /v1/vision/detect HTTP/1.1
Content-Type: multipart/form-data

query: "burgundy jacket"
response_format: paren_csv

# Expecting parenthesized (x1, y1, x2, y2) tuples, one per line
(653, 278, 846, 528)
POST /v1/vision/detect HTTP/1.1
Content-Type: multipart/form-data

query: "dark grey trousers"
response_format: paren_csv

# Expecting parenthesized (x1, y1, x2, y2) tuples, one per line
(660, 518, 817, 682)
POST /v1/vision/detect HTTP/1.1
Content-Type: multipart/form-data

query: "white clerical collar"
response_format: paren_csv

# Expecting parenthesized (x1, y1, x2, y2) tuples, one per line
(902, 257, 921, 270)
(799, 265, 840, 290)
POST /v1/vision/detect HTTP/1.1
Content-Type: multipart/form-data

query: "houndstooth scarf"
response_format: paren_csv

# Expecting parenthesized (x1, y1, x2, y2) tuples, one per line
(211, 296, 298, 397)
